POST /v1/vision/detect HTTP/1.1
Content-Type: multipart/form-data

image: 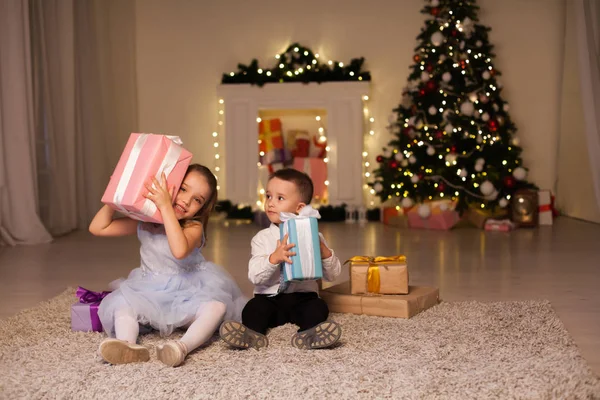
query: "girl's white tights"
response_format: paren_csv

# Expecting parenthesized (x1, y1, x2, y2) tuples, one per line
(113, 301, 226, 353)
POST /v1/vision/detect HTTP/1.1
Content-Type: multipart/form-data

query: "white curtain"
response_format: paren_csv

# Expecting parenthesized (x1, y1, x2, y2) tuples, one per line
(575, 0, 600, 211)
(28, 0, 138, 237)
(0, 0, 53, 245)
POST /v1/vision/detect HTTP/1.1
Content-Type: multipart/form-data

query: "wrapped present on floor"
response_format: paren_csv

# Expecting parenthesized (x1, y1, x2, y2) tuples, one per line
(346, 256, 408, 295)
(259, 119, 290, 165)
(102, 133, 192, 223)
(279, 206, 323, 282)
(292, 157, 328, 200)
(380, 206, 399, 225)
(71, 287, 111, 332)
(464, 206, 509, 229)
(538, 190, 557, 226)
(407, 200, 460, 230)
(320, 282, 439, 319)
(484, 219, 515, 232)
(387, 215, 409, 228)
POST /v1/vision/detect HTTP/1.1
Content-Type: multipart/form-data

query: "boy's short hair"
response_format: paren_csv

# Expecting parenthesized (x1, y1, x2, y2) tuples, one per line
(269, 168, 314, 205)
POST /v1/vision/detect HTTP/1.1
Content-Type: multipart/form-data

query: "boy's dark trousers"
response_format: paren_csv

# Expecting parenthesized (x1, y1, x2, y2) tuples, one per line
(242, 292, 329, 334)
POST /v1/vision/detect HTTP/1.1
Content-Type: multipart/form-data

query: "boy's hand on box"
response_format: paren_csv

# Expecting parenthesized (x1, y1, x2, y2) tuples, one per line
(269, 233, 296, 265)
(144, 173, 175, 211)
(319, 238, 332, 259)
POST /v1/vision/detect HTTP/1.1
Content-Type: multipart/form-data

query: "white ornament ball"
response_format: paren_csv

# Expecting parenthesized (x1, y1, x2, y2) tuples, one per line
(431, 31, 444, 47)
(476, 40, 483, 47)
(409, 156, 417, 164)
(383, 148, 393, 158)
(445, 153, 457, 163)
(401, 159, 409, 167)
(428, 106, 437, 115)
(474, 163, 483, 172)
(394, 152, 404, 161)
(460, 41, 466, 50)
(459, 169, 468, 178)
(512, 137, 520, 146)
(503, 103, 510, 112)
(408, 116, 416, 126)
(444, 124, 454, 134)
(499, 198, 509, 208)
(482, 71, 491, 80)
(480, 94, 489, 103)
(418, 204, 432, 218)
(442, 72, 452, 82)
(438, 202, 449, 211)
(401, 197, 414, 208)
(476, 135, 483, 144)
(486, 190, 499, 201)
(431, 0, 440, 6)
(513, 167, 527, 181)
(439, 55, 447, 62)
(482, 113, 490, 122)
(426, 146, 435, 156)
(411, 175, 420, 183)
(480, 180, 495, 196)
(460, 101, 475, 116)
(476, 158, 485, 166)
(421, 71, 430, 82)
(493, 104, 499, 112)
(373, 182, 383, 193)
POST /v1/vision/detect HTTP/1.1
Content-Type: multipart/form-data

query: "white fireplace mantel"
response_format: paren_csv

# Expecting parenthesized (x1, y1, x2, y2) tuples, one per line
(216, 81, 370, 207)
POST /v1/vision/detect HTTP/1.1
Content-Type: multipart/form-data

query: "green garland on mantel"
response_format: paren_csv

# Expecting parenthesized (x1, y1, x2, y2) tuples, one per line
(221, 43, 371, 87)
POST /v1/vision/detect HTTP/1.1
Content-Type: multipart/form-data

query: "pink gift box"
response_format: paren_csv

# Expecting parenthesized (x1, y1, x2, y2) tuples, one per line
(293, 157, 327, 200)
(484, 219, 515, 232)
(102, 133, 192, 223)
(407, 202, 460, 230)
(537, 190, 554, 226)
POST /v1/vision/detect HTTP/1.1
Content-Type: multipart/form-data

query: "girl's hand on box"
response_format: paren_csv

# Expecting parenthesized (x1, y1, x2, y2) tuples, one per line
(144, 173, 176, 211)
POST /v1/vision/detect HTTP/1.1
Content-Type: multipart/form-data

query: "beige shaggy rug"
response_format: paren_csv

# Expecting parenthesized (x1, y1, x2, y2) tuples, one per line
(0, 289, 599, 400)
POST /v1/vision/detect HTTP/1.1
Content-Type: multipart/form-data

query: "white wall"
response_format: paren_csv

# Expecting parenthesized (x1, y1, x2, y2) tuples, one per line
(135, 0, 566, 198)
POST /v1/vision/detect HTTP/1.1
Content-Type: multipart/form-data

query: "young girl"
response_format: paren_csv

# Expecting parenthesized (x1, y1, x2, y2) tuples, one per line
(90, 164, 247, 367)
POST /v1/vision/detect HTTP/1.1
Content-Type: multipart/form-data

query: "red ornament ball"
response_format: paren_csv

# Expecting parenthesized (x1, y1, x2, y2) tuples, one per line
(438, 182, 446, 192)
(376, 155, 384, 163)
(450, 145, 457, 153)
(413, 54, 420, 62)
(503, 176, 516, 188)
(426, 64, 433, 72)
(426, 80, 437, 91)
(451, 29, 458, 37)
(418, 172, 425, 180)
(488, 120, 498, 132)
(389, 161, 399, 169)
(430, 7, 439, 16)
(435, 130, 444, 139)
(460, 60, 467, 69)
(419, 89, 427, 96)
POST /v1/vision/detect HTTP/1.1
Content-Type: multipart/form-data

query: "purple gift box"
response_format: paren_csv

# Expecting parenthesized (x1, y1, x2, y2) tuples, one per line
(70, 286, 111, 332)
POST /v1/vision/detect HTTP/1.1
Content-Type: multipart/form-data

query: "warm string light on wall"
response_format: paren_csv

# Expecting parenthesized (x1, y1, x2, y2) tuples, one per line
(212, 98, 224, 191)
(362, 95, 376, 207)
(315, 115, 330, 189)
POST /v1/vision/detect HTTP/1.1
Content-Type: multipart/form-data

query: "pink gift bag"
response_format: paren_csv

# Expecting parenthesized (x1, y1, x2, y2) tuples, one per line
(407, 201, 460, 230)
(101, 133, 192, 223)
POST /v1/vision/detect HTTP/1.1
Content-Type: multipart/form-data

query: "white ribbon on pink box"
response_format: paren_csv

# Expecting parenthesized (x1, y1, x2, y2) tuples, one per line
(101, 133, 193, 223)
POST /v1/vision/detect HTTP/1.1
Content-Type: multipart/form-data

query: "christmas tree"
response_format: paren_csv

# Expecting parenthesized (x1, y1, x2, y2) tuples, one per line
(371, 0, 536, 213)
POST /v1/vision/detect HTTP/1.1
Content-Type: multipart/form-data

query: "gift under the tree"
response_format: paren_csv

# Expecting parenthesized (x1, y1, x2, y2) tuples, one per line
(538, 190, 557, 226)
(279, 206, 323, 282)
(71, 287, 111, 332)
(464, 206, 509, 229)
(407, 201, 460, 230)
(484, 219, 515, 232)
(380, 206, 399, 225)
(346, 256, 408, 295)
(320, 282, 439, 319)
(387, 215, 409, 228)
(292, 157, 327, 200)
(102, 133, 192, 223)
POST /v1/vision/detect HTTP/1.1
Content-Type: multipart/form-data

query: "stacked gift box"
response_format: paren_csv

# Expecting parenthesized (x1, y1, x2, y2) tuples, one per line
(320, 256, 439, 319)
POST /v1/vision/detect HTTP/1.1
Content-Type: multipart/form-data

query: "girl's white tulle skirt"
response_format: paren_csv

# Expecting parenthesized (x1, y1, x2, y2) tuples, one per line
(98, 262, 248, 337)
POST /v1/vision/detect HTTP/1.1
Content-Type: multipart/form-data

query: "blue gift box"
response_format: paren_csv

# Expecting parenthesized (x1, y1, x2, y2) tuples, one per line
(279, 206, 323, 282)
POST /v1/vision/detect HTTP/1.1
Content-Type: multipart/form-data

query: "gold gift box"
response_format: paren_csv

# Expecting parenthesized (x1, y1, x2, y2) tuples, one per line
(347, 256, 409, 295)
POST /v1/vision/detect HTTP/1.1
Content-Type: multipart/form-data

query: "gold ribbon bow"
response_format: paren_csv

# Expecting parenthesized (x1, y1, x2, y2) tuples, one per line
(344, 256, 407, 293)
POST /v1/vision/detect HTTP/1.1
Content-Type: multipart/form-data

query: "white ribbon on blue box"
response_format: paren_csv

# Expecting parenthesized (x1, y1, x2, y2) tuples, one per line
(279, 206, 323, 282)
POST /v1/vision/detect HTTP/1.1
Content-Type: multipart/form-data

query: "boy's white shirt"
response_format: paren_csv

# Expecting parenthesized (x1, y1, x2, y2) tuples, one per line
(248, 223, 341, 295)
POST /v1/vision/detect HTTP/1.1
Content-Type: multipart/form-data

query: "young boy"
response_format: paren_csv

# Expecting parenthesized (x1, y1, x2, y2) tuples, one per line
(219, 168, 342, 350)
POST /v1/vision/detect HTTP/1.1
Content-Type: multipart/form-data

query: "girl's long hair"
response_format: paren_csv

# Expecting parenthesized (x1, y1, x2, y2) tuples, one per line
(182, 164, 218, 241)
